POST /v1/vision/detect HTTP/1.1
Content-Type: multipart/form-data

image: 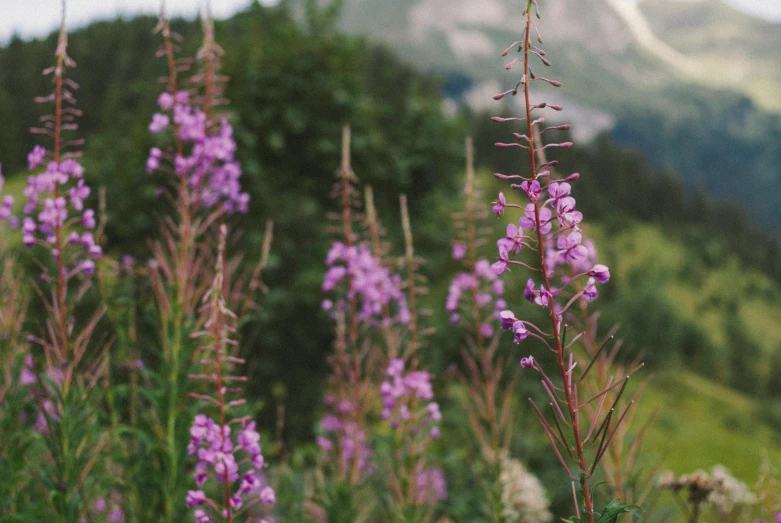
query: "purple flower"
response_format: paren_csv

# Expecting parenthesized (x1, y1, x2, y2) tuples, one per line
(27, 145, 46, 170)
(316, 436, 332, 451)
(0, 194, 15, 225)
(556, 231, 588, 265)
(520, 356, 534, 368)
(588, 264, 610, 283)
(492, 192, 506, 216)
(188, 414, 273, 514)
(582, 277, 598, 302)
(491, 241, 510, 275)
(547, 181, 570, 200)
(146, 147, 163, 173)
(21, 155, 98, 277)
(519, 203, 552, 234)
(521, 179, 541, 202)
(570, 237, 598, 272)
(323, 242, 409, 325)
(452, 242, 466, 260)
(81, 209, 96, 228)
(68, 179, 90, 211)
(148, 113, 169, 133)
(500, 310, 517, 331)
(157, 92, 175, 110)
(321, 415, 342, 432)
(59, 159, 84, 179)
(260, 486, 276, 505)
(503, 223, 525, 255)
(524, 278, 536, 303)
(475, 260, 497, 281)
(380, 360, 441, 450)
(512, 321, 528, 343)
(20, 355, 36, 385)
(415, 467, 447, 506)
(186, 490, 207, 507)
(75, 259, 95, 277)
(555, 196, 583, 227)
(149, 95, 249, 214)
(107, 508, 125, 523)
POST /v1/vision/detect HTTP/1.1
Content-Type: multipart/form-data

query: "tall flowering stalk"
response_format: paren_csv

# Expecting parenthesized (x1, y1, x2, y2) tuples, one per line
(142, 7, 252, 517)
(375, 196, 444, 522)
(318, 127, 391, 487)
(536, 138, 655, 511)
(380, 357, 445, 521)
(5, 3, 113, 517)
(448, 138, 523, 521)
(22, 3, 103, 394)
(186, 225, 275, 522)
(364, 186, 399, 358)
(316, 128, 441, 521)
(490, 1, 640, 520)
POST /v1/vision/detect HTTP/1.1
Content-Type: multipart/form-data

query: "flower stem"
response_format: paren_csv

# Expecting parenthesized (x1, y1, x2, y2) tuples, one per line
(521, 3, 595, 520)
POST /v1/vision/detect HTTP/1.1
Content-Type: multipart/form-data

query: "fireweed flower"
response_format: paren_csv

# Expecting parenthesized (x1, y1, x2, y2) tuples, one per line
(414, 466, 448, 506)
(316, 128, 389, 489)
(322, 241, 410, 325)
(0, 169, 18, 228)
(186, 226, 274, 519)
(91, 493, 126, 523)
(445, 258, 505, 330)
(380, 358, 441, 434)
(452, 242, 467, 260)
(146, 92, 249, 214)
(20, 150, 100, 271)
(380, 358, 446, 507)
(492, 191, 506, 216)
(489, 2, 632, 521)
(316, 400, 374, 479)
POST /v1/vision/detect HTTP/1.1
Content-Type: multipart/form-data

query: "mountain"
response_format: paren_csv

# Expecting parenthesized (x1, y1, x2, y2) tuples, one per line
(640, 0, 781, 112)
(338, 0, 781, 113)
(332, 0, 781, 231)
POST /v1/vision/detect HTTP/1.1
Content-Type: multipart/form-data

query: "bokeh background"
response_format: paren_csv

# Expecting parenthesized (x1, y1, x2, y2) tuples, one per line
(2, 0, 780, 519)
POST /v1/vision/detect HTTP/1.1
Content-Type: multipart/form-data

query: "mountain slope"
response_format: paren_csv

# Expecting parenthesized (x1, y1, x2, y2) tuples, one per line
(334, 0, 781, 231)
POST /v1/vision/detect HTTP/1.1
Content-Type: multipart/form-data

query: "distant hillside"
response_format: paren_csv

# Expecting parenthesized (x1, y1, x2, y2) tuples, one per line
(331, 0, 781, 231)
(640, 0, 781, 112)
(338, 0, 781, 112)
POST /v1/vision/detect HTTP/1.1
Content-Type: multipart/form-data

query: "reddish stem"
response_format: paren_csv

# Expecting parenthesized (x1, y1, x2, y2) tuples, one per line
(53, 34, 69, 386)
(212, 235, 232, 521)
(161, 16, 193, 303)
(521, 5, 595, 521)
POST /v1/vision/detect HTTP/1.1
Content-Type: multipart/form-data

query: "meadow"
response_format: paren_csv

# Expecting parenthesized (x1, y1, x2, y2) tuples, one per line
(0, 1, 780, 522)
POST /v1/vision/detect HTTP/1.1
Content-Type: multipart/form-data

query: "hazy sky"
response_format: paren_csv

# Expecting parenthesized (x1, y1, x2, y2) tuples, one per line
(1, 0, 780, 43)
(0, 0, 259, 43)
(716, 0, 781, 20)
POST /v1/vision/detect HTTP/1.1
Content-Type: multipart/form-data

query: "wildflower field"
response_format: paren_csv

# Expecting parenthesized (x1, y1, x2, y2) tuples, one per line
(1, 0, 780, 522)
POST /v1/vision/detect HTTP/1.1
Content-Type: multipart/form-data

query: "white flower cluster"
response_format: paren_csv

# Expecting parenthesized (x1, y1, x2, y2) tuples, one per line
(708, 465, 757, 515)
(500, 457, 553, 523)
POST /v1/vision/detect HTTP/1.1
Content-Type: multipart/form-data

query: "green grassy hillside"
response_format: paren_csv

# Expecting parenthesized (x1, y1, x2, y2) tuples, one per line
(639, 371, 781, 481)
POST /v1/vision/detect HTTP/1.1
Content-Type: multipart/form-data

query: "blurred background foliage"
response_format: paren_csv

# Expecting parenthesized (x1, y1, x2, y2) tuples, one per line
(1, 0, 780, 517)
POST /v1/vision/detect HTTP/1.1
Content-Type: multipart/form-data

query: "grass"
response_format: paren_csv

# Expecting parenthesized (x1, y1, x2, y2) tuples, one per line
(637, 370, 781, 483)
